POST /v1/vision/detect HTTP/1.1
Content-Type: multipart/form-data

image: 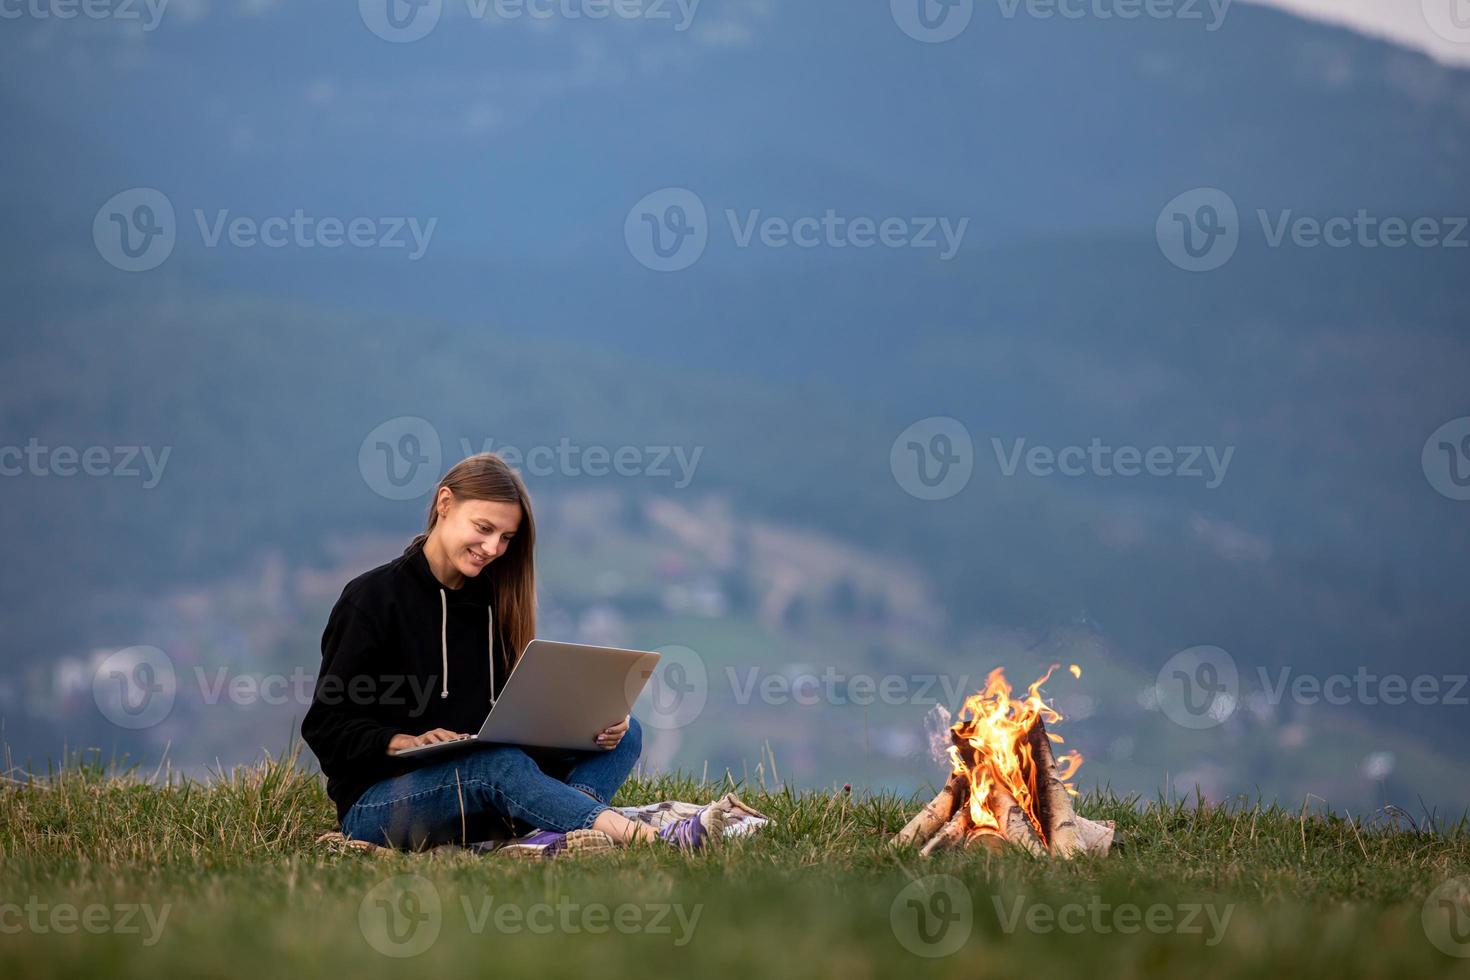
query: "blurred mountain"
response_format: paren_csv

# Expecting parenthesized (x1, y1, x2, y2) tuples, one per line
(1, 0, 1468, 792)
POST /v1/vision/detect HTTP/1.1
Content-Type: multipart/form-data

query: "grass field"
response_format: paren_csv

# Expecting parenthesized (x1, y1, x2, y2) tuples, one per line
(3, 744, 1470, 979)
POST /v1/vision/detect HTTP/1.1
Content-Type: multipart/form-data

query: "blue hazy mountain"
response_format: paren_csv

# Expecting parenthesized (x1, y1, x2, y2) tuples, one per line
(1, 0, 1468, 787)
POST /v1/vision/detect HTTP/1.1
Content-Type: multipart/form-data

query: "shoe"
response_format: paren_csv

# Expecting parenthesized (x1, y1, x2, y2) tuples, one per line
(500, 828, 615, 859)
(656, 804, 728, 850)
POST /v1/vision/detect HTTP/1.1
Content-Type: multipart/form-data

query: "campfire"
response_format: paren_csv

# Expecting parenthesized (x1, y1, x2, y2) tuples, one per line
(892, 664, 1115, 857)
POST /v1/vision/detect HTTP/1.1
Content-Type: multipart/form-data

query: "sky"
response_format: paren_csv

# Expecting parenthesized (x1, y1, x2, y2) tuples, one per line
(1248, 0, 1470, 64)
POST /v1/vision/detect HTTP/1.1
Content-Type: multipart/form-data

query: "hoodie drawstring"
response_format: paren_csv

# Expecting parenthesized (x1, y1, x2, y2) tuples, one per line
(439, 589, 448, 699)
(438, 586, 497, 705)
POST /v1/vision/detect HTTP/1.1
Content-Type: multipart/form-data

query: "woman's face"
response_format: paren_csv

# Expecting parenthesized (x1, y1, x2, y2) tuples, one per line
(436, 491, 522, 580)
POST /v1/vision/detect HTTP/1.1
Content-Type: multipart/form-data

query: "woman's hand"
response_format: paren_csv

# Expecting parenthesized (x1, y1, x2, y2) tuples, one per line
(387, 729, 467, 755)
(596, 715, 630, 750)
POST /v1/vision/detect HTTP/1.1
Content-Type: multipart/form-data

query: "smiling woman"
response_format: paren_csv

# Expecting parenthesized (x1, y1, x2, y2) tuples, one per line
(299, 452, 723, 852)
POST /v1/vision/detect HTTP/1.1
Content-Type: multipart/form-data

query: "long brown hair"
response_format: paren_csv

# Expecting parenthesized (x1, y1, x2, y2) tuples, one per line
(404, 453, 537, 661)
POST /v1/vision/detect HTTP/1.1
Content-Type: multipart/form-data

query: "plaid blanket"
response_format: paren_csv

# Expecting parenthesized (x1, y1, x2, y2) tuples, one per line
(316, 792, 771, 858)
(475, 793, 771, 857)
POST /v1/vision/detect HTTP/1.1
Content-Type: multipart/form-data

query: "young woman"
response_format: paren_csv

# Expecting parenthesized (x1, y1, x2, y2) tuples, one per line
(302, 453, 720, 852)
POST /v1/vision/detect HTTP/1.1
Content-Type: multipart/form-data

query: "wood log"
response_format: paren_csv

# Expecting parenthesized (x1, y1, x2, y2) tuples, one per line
(1073, 815, 1116, 856)
(990, 783, 1048, 856)
(1026, 716, 1082, 858)
(919, 808, 973, 856)
(964, 828, 1006, 854)
(891, 772, 964, 847)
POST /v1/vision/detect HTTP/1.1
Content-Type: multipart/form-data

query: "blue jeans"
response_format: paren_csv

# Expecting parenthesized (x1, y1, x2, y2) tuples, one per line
(342, 717, 643, 850)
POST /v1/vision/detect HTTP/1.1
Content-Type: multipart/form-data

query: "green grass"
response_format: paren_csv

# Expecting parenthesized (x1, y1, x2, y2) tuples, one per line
(2, 744, 1470, 978)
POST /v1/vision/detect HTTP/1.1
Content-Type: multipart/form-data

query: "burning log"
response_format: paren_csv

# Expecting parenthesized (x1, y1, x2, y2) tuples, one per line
(919, 806, 973, 857)
(963, 828, 1006, 854)
(1026, 716, 1082, 858)
(891, 773, 963, 848)
(989, 782, 1048, 857)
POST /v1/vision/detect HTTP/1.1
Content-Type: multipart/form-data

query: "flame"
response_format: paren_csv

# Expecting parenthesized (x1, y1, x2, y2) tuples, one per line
(945, 664, 1084, 840)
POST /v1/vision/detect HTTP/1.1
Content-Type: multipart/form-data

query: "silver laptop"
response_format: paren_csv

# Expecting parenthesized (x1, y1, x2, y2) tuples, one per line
(391, 640, 662, 757)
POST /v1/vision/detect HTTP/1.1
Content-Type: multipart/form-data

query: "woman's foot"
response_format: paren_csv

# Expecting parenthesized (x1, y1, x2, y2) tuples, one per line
(656, 804, 728, 850)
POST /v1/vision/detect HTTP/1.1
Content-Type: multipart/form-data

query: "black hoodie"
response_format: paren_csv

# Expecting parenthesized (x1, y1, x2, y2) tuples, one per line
(301, 540, 510, 825)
